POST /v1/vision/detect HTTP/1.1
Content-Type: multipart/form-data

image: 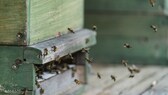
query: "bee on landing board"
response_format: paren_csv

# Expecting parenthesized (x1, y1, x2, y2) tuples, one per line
(74, 79, 81, 85)
(68, 28, 75, 33)
(111, 75, 116, 81)
(40, 88, 44, 95)
(123, 43, 132, 48)
(97, 73, 101, 79)
(129, 74, 135, 78)
(149, 0, 156, 7)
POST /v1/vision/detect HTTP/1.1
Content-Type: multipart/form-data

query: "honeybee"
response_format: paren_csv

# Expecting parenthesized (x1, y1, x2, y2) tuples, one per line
(43, 48, 48, 56)
(85, 57, 93, 64)
(127, 66, 134, 74)
(132, 64, 140, 73)
(92, 25, 97, 31)
(68, 28, 75, 33)
(74, 79, 81, 85)
(21, 88, 28, 95)
(111, 75, 116, 81)
(150, 25, 157, 32)
(149, 0, 156, 7)
(17, 32, 23, 39)
(82, 48, 90, 54)
(35, 80, 41, 88)
(97, 73, 101, 79)
(129, 74, 135, 78)
(123, 43, 132, 48)
(151, 80, 157, 87)
(68, 53, 74, 60)
(40, 88, 44, 95)
(51, 46, 57, 52)
(121, 60, 128, 67)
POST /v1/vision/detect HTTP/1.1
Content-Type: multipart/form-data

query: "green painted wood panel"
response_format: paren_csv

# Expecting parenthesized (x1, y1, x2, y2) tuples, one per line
(0, 46, 35, 95)
(85, 0, 165, 13)
(29, 0, 84, 45)
(0, 0, 26, 45)
(0, 0, 84, 45)
(85, 14, 168, 64)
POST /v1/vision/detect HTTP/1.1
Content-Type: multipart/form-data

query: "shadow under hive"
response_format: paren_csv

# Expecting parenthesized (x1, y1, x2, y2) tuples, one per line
(0, 0, 96, 95)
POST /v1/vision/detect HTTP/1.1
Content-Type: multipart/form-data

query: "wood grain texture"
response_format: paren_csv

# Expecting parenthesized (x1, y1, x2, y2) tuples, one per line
(0, 0, 84, 45)
(82, 64, 168, 95)
(29, 0, 84, 45)
(0, 0, 26, 45)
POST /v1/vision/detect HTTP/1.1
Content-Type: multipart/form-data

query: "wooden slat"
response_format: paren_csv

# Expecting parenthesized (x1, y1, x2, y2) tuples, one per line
(142, 74, 168, 95)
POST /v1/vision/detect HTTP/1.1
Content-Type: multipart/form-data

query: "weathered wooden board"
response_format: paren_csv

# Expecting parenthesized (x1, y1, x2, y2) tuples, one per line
(0, 0, 84, 45)
(82, 64, 168, 95)
(85, 14, 168, 65)
(85, 0, 165, 14)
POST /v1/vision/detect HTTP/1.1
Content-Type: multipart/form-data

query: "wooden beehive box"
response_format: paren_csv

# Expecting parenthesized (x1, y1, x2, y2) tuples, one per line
(0, 0, 84, 45)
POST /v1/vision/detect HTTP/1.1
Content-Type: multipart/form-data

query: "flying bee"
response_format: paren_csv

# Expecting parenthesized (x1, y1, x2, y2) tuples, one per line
(82, 48, 90, 54)
(151, 80, 157, 87)
(74, 79, 81, 85)
(150, 25, 157, 32)
(129, 74, 135, 78)
(92, 25, 97, 31)
(111, 75, 116, 81)
(40, 88, 44, 95)
(17, 32, 23, 39)
(149, 0, 156, 7)
(121, 60, 128, 67)
(97, 73, 101, 79)
(123, 43, 132, 48)
(85, 57, 93, 64)
(68, 28, 75, 33)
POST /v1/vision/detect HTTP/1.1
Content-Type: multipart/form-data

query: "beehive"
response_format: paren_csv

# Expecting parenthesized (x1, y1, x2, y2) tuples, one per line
(0, 0, 84, 45)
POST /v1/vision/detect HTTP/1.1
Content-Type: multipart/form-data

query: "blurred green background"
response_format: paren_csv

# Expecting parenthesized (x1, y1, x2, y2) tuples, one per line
(84, 0, 168, 65)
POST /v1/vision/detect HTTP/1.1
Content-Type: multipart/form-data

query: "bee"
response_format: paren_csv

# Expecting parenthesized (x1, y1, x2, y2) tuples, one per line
(68, 53, 74, 60)
(127, 66, 134, 74)
(43, 48, 48, 56)
(129, 74, 135, 78)
(132, 64, 140, 73)
(149, 0, 156, 7)
(82, 48, 90, 54)
(71, 67, 77, 77)
(121, 60, 128, 67)
(51, 46, 57, 52)
(92, 25, 97, 31)
(111, 75, 116, 81)
(123, 43, 132, 48)
(21, 88, 28, 95)
(68, 28, 75, 33)
(35, 80, 41, 88)
(55, 55, 61, 64)
(17, 32, 23, 39)
(150, 25, 157, 32)
(85, 57, 93, 64)
(40, 88, 44, 95)
(97, 73, 101, 79)
(74, 79, 81, 85)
